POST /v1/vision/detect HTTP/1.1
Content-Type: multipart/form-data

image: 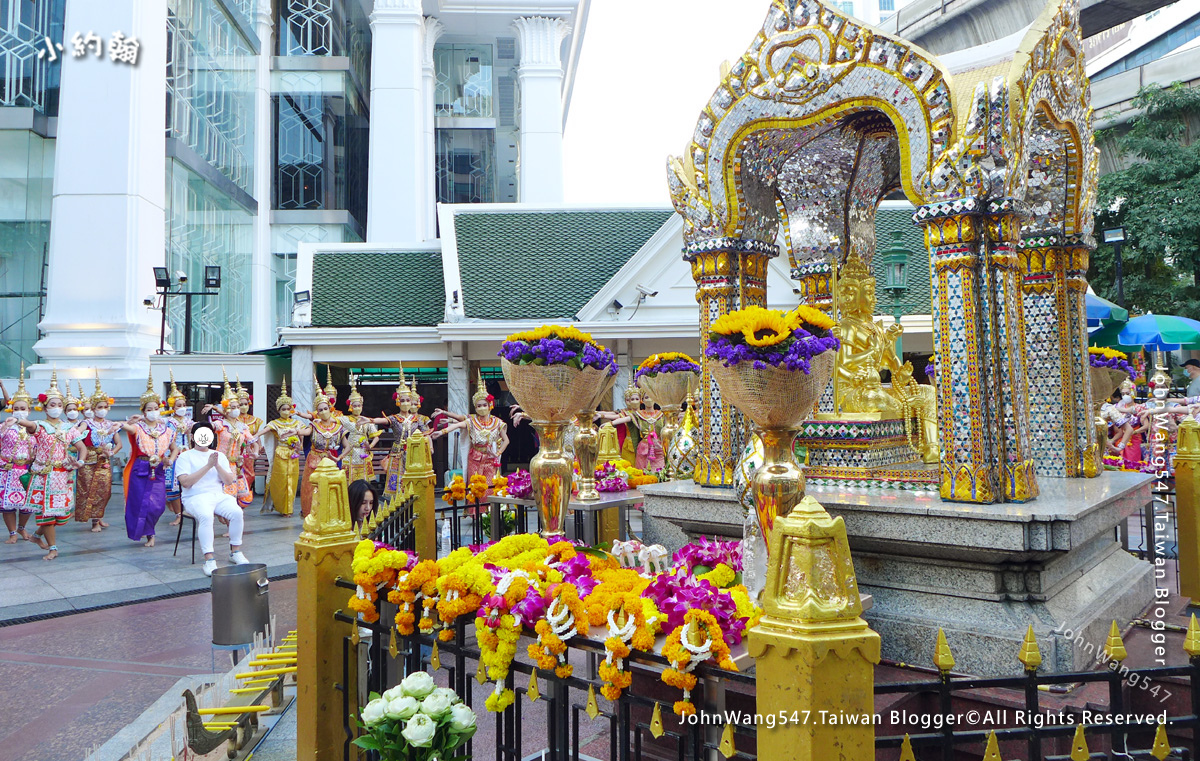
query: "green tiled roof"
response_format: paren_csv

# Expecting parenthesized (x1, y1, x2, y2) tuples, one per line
(872, 208, 931, 316)
(454, 209, 675, 320)
(312, 250, 444, 327)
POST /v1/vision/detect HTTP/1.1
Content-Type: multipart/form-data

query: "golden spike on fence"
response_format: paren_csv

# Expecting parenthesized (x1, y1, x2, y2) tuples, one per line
(650, 703, 665, 739)
(1070, 725, 1089, 761)
(982, 730, 1002, 761)
(1104, 620, 1127, 663)
(898, 735, 916, 761)
(527, 671, 540, 702)
(1151, 722, 1171, 760)
(353, 522, 362, 542)
(586, 685, 600, 720)
(719, 723, 736, 759)
(351, 624, 360, 646)
(934, 628, 955, 674)
(476, 660, 487, 685)
(367, 513, 379, 533)
(431, 641, 441, 671)
(1018, 625, 1041, 671)
(1185, 614, 1200, 657)
(389, 627, 399, 659)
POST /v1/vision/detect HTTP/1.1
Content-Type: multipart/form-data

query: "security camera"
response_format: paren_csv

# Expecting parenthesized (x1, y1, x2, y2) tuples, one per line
(635, 284, 658, 298)
(175, 270, 188, 283)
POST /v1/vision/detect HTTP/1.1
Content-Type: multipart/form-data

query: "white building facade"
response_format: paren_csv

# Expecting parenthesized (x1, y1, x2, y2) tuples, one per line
(0, 0, 586, 408)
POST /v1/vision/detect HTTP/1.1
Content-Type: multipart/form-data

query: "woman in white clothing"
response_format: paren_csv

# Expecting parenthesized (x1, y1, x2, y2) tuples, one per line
(175, 422, 251, 577)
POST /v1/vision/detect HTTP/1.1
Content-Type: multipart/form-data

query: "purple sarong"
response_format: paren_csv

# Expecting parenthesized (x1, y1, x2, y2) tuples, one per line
(125, 459, 166, 540)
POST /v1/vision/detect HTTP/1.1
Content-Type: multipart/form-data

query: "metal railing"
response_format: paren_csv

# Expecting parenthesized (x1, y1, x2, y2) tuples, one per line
(367, 494, 417, 552)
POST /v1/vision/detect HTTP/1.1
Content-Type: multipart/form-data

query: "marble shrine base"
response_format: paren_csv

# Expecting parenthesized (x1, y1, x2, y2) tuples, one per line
(640, 472, 1156, 676)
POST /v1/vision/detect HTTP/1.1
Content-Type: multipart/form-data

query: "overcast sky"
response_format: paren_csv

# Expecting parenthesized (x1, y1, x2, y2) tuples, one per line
(562, 2, 768, 207)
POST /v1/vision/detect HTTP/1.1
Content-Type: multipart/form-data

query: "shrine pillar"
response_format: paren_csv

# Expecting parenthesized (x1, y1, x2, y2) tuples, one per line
(1018, 237, 1098, 477)
(686, 238, 774, 486)
(916, 198, 1038, 503)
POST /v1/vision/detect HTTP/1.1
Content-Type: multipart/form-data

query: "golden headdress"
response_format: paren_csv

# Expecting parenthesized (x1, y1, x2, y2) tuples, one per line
(841, 251, 872, 281)
(323, 370, 337, 402)
(394, 362, 411, 400)
(347, 373, 364, 406)
(623, 382, 642, 404)
(165, 369, 184, 407)
(222, 366, 235, 403)
(91, 369, 109, 407)
(8, 362, 31, 409)
(140, 368, 161, 409)
(65, 381, 80, 409)
(43, 368, 64, 404)
(472, 368, 491, 407)
(1119, 377, 1136, 397)
(236, 375, 251, 404)
(276, 375, 293, 410)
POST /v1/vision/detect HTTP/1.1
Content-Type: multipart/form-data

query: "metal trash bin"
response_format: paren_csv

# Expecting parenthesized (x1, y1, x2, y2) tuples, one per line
(211, 563, 270, 646)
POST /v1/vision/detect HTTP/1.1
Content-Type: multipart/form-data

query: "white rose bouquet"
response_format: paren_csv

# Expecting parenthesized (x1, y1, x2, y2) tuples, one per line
(356, 671, 477, 760)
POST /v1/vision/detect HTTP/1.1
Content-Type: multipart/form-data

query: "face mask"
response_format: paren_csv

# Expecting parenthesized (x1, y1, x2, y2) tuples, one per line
(146, 410, 161, 422)
(175, 407, 187, 417)
(318, 410, 332, 421)
(83, 409, 94, 419)
(46, 407, 62, 419)
(280, 409, 292, 419)
(95, 408, 108, 419)
(13, 410, 29, 420)
(227, 408, 241, 419)
(1122, 395, 1133, 404)
(66, 410, 79, 420)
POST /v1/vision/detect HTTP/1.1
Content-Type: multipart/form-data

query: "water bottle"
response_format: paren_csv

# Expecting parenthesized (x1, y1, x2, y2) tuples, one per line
(441, 518, 451, 556)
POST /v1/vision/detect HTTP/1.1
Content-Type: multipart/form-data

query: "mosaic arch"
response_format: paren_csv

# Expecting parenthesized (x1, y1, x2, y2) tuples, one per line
(670, 0, 1097, 502)
(667, 0, 956, 487)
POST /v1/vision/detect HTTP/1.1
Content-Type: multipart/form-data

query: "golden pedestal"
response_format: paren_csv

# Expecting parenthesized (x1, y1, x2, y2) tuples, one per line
(402, 431, 437, 560)
(294, 459, 359, 761)
(1176, 420, 1200, 601)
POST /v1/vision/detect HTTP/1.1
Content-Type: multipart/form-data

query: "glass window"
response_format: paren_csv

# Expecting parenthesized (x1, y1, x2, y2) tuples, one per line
(836, 1, 855, 14)
(0, 0, 64, 115)
(434, 44, 493, 118)
(879, 0, 894, 11)
(436, 130, 495, 205)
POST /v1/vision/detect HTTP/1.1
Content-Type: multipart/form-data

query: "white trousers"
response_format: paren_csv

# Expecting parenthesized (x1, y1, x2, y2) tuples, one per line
(185, 491, 244, 555)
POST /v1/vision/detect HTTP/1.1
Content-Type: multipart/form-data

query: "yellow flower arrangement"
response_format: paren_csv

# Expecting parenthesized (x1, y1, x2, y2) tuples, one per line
(788, 304, 836, 332)
(583, 568, 650, 626)
(1088, 346, 1128, 360)
(469, 473, 489, 502)
(599, 592, 656, 701)
(492, 474, 508, 494)
(697, 562, 736, 588)
(477, 614, 520, 712)
(528, 583, 589, 679)
(446, 474, 467, 502)
(347, 540, 410, 624)
(505, 324, 596, 345)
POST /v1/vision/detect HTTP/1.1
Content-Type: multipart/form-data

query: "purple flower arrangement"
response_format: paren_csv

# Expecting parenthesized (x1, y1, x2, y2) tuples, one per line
(643, 570, 747, 644)
(705, 327, 839, 372)
(672, 536, 742, 573)
(1088, 350, 1135, 376)
(505, 469, 532, 499)
(633, 353, 701, 384)
(594, 461, 629, 493)
(498, 326, 618, 375)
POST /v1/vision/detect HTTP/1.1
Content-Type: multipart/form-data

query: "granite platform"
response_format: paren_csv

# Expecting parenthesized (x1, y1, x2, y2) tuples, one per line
(642, 472, 1158, 676)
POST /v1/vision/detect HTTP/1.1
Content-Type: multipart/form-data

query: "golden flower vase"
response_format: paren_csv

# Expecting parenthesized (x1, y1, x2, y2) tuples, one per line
(502, 358, 610, 536)
(575, 375, 616, 502)
(709, 351, 835, 554)
(638, 370, 698, 481)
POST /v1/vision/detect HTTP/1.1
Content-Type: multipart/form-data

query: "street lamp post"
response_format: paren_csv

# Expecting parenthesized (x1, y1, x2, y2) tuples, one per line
(1103, 227, 1127, 308)
(154, 266, 222, 354)
(882, 230, 910, 358)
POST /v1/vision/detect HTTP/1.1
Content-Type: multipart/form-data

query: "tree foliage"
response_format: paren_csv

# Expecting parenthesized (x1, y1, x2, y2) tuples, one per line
(1088, 82, 1200, 319)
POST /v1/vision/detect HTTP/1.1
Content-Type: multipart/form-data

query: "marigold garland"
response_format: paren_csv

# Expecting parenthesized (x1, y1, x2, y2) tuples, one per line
(527, 584, 588, 679)
(469, 473, 489, 501)
(446, 474, 467, 501)
(347, 540, 409, 624)
(599, 592, 655, 701)
(478, 570, 531, 712)
(661, 609, 737, 717)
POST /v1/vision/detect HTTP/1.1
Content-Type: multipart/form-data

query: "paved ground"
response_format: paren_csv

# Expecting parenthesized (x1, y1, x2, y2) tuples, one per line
(0, 577, 299, 761)
(0, 487, 303, 624)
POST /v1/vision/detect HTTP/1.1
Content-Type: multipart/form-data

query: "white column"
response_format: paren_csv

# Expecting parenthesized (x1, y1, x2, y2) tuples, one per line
(367, 0, 426, 243)
(614, 339, 632, 410)
(250, 0, 276, 350)
(446, 341, 468, 472)
(422, 17, 444, 238)
(291, 345, 315, 414)
(512, 17, 570, 204)
(34, 0, 167, 381)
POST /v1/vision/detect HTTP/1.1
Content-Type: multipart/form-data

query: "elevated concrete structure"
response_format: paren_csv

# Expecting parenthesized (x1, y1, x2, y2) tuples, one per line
(879, 0, 1173, 54)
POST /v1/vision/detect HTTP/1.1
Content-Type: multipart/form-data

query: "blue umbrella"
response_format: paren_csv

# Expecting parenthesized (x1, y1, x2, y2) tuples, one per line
(1085, 293, 1128, 327)
(1116, 314, 1200, 351)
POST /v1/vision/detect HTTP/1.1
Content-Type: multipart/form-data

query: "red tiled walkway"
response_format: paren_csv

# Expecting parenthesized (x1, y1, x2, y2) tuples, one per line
(0, 578, 297, 761)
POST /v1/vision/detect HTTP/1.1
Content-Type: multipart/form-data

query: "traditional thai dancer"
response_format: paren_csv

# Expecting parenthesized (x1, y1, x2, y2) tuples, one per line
(164, 372, 192, 526)
(200, 376, 256, 508)
(18, 370, 88, 561)
(76, 382, 91, 423)
(433, 370, 508, 498)
(1, 364, 36, 543)
(119, 372, 177, 547)
(75, 371, 121, 532)
(302, 389, 349, 517)
(342, 375, 381, 484)
(235, 378, 263, 493)
(253, 377, 309, 516)
(370, 367, 429, 504)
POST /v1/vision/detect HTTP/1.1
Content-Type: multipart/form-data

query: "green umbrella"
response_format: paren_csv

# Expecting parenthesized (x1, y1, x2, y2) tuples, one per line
(1088, 322, 1143, 353)
(1117, 314, 1200, 351)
